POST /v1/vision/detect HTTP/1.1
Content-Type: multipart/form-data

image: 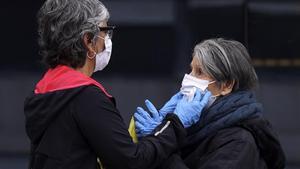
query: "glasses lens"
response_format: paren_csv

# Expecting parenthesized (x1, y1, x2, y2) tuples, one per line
(107, 30, 113, 39)
(99, 26, 115, 39)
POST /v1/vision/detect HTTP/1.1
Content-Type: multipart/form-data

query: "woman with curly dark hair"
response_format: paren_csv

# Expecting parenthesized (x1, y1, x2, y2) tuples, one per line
(24, 0, 211, 169)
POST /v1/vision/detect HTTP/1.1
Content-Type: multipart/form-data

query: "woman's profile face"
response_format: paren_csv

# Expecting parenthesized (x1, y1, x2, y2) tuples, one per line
(190, 57, 223, 96)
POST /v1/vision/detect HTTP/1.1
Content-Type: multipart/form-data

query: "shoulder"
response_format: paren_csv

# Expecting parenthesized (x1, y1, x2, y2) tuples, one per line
(206, 127, 260, 163)
(206, 126, 258, 153)
(219, 127, 255, 140)
(74, 85, 114, 104)
(72, 85, 116, 112)
(190, 127, 264, 169)
(77, 85, 109, 99)
(190, 127, 258, 156)
(214, 126, 256, 145)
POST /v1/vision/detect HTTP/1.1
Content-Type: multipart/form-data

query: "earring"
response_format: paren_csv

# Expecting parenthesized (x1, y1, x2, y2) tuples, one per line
(87, 51, 96, 59)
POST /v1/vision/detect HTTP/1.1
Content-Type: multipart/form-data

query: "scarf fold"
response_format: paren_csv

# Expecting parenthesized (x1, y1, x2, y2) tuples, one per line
(185, 90, 262, 146)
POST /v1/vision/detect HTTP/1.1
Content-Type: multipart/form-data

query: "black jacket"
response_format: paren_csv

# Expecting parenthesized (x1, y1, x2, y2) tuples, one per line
(24, 66, 186, 169)
(158, 91, 286, 169)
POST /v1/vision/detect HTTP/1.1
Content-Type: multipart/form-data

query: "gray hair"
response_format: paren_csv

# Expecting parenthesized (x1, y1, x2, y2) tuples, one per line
(193, 38, 258, 91)
(37, 0, 110, 68)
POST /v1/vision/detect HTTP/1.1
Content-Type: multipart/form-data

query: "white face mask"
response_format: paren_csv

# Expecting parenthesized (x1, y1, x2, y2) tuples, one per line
(180, 74, 216, 107)
(94, 35, 112, 72)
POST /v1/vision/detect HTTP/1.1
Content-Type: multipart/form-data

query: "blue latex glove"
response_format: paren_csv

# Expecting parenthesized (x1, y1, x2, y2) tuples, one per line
(134, 101, 162, 137)
(134, 92, 183, 137)
(144, 99, 163, 122)
(142, 92, 183, 120)
(174, 90, 211, 128)
(159, 92, 183, 117)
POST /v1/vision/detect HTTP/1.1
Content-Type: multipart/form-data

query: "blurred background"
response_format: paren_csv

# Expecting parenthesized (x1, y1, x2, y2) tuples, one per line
(0, 0, 300, 168)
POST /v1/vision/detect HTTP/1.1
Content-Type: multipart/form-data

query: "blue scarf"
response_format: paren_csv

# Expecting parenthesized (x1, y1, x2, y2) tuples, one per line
(185, 90, 263, 146)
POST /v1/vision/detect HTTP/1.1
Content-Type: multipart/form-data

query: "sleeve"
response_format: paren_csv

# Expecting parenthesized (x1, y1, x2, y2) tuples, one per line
(72, 86, 186, 169)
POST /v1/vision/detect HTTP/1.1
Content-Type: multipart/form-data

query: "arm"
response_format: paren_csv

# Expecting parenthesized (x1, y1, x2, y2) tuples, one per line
(72, 86, 185, 169)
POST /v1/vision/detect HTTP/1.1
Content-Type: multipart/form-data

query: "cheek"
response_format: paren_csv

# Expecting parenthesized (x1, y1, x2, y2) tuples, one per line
(207, 84, 221, 96)
(96, 41, 105, 53)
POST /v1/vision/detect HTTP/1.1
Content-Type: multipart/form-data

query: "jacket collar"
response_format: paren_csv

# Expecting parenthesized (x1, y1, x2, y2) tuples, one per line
(35, 65, 112, 98)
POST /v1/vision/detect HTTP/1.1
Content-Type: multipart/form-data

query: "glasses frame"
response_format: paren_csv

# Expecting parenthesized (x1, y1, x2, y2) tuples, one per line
(98, 26, 116, 39)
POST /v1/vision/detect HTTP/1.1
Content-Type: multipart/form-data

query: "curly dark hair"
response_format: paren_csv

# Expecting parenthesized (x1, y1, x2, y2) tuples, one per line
(37, 0, 110, 68)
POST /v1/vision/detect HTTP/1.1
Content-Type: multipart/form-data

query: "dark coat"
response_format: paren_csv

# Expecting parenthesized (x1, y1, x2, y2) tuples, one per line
(24, 66, 186, 169)
(158, 91, 286, 169)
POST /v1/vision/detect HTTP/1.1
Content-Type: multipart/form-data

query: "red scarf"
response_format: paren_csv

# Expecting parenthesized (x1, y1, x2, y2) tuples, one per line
(34, 65, 112, 98)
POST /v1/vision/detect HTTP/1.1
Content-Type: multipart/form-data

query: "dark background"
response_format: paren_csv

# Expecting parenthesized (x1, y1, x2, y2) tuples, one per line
(0, 0, 300, 168)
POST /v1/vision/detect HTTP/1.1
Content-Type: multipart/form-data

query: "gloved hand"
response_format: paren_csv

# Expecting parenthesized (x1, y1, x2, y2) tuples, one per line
(159, 92, 183, 117)
(134, 92, 183, 137)
(134, 92, 182, 126)
(134, 100, 162, 137)
(143, 99, 163, 122)
(143, 92, 183, 119)
(174, 90, 211, 128)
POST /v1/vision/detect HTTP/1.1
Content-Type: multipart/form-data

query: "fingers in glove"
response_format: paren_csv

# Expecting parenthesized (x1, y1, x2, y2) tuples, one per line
(145, 100, 160, 120)
(172, 91, 183, 100)
(160, 92, 183, 113)
(134, 111, 147, 124)
(193, 89, 203, 101)
(135, 121, 146, 131)
(137, 107, 152, 120)
(200, 91, 212, 106)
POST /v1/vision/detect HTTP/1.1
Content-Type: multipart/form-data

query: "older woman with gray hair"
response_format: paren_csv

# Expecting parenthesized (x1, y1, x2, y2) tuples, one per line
(135, 38, 286, 169)
(23, 0, 212, 169)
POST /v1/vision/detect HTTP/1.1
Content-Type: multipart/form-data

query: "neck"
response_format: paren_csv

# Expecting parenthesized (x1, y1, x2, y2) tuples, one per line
(76, 60, 94, 77)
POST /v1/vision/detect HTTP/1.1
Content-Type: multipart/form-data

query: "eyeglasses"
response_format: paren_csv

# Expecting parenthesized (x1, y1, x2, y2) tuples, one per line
(98, 26, 116, 39)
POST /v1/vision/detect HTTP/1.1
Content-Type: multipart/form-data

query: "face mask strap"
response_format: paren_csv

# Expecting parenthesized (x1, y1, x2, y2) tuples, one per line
(97, 35, 105, 40)
(208, 80, 216, 84)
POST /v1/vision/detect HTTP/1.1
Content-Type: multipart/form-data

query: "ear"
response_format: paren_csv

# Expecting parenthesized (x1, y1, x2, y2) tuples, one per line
(220, 80, 235, 96)
(83, 33, 95, 53)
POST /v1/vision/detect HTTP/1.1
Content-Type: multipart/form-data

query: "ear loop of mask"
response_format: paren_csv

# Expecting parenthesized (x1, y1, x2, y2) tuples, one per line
(97, 35, 105, 40)
(96, 35, 109, 53)
(205, 81, 221, 108)
(206, 81, 222, 99)
(208, 80, 215, 85)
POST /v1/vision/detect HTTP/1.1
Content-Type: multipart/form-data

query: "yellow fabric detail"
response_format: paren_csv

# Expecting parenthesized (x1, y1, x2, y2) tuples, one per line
(128, 116, 138, 143)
